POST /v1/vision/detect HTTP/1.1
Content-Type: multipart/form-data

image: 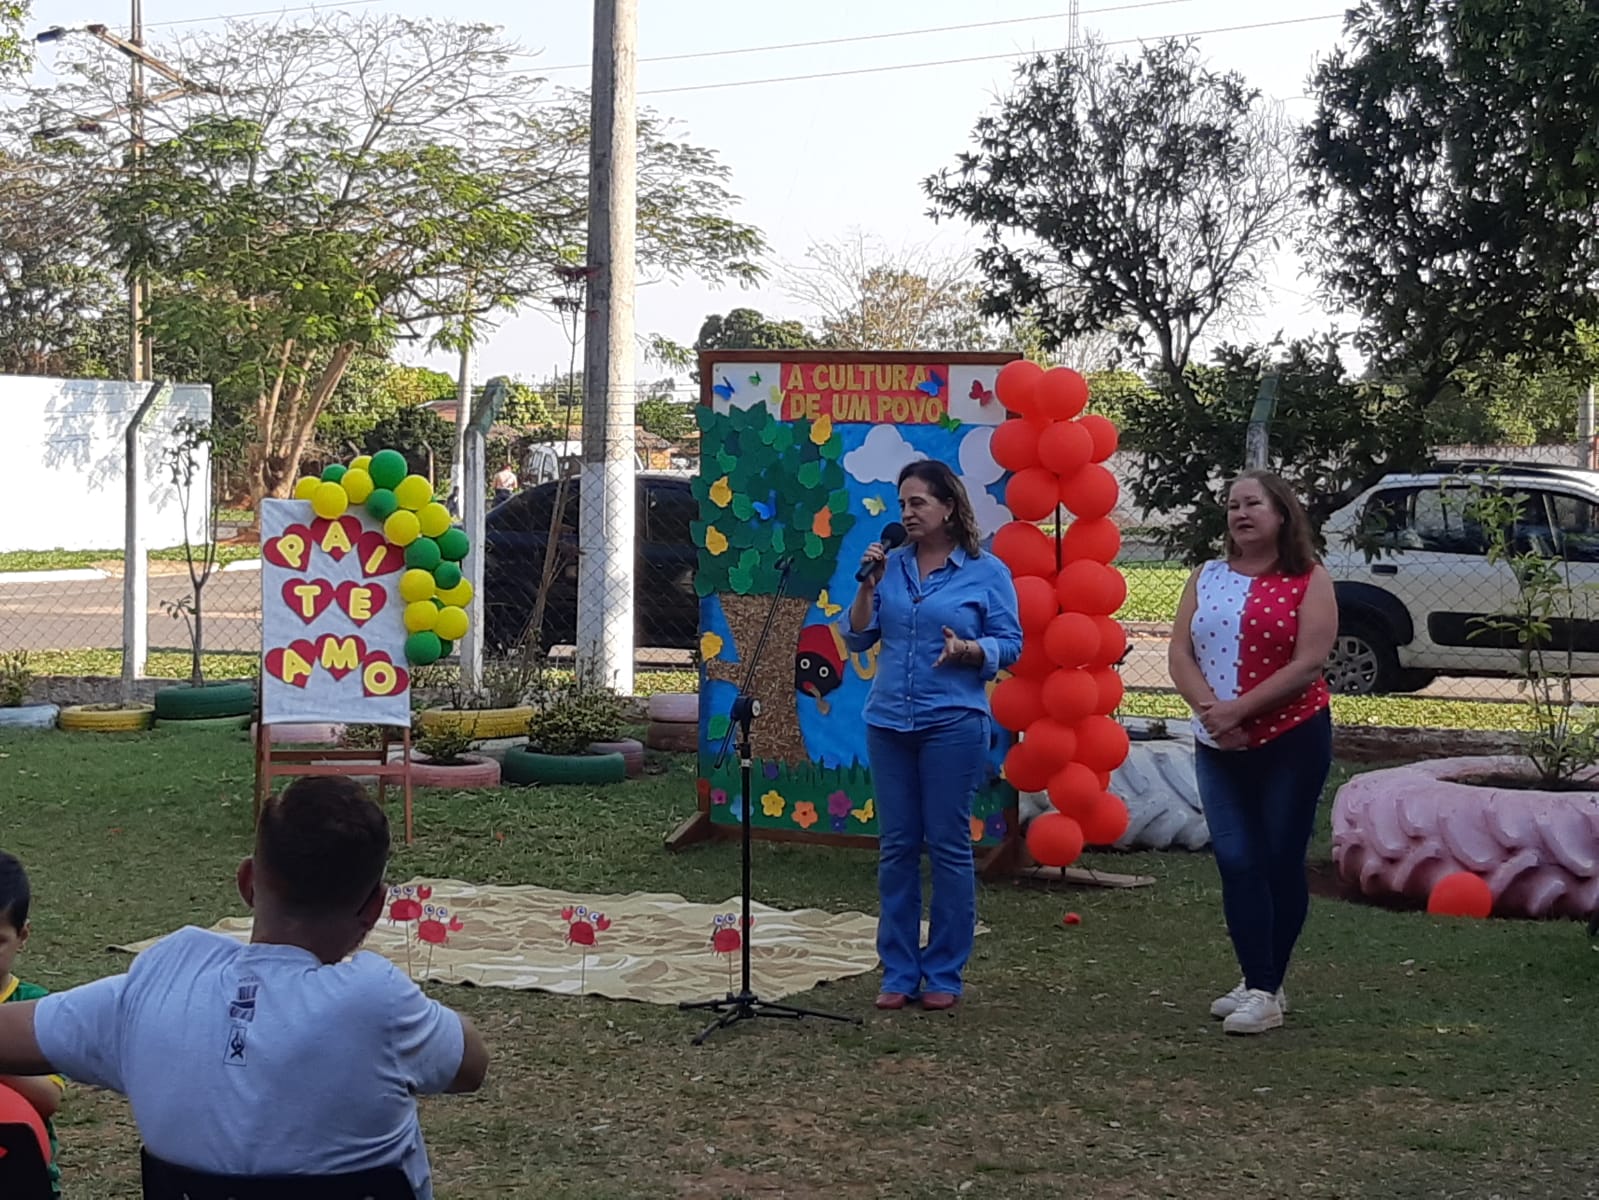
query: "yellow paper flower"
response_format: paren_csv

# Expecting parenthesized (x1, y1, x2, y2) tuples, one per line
(851, 798, 875, 823)
(705, 527, 729, 555)
(699, 632, 724, 661)
(709, 475, 732, 507)
(760, 790, 786, 818)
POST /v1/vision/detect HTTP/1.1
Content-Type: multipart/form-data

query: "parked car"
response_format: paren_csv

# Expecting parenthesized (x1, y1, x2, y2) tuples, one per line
(483, 472, 700, 652)
(1321, 460, 1599, 694)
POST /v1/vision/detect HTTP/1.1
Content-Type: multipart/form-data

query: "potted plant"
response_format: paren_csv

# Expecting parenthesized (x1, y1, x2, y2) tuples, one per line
(152, 421, 255, 725)
(0, 652, 58, 730)
(393, 724, 502, 788)
(503, 678, 633, 785)
(1332, 482, 1599, 918)
(415, 657, 537, 740)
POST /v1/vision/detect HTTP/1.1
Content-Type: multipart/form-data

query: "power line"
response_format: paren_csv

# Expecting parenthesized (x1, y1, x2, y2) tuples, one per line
(145, 0, 381, 29)
(523, 0, 1205, 71)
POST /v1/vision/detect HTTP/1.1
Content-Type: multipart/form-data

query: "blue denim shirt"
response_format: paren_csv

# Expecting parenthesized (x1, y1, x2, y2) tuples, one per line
(838, 544, 1023, 733)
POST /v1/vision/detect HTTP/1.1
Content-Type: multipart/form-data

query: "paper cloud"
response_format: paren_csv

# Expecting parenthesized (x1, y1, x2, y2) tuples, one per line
(842, 424, 926, 483)
(958, 426, 1004, 486)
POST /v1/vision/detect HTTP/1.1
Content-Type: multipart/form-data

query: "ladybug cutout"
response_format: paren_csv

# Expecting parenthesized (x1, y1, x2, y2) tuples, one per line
(795, 624, 846, 715)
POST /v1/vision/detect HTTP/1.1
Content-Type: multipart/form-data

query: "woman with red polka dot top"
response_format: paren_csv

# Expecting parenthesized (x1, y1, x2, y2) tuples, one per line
(1168, 470, 1337, 1036)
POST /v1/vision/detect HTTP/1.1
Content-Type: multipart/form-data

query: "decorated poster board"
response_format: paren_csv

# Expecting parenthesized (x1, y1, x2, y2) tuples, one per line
(259, 498, 413, 725)
(675, 351, 1022, 861)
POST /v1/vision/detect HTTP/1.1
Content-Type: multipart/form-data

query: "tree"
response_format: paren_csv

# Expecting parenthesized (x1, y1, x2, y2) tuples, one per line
(317, 360, 455, 452)
(784, 230, 998, 350)
(637, 379, 691, 441)
(691, 404, 855, 763)
(1302, 0, 1599, 502)
(924, 39, 1299, 400)
(55, 15, 765, 506)
(362, 406, 454, 481)
(500, 381, 554, 429)
(0, 1, 24, 75)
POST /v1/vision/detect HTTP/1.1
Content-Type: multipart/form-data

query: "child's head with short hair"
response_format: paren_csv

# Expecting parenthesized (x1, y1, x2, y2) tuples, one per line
(0, 850, 33, 984)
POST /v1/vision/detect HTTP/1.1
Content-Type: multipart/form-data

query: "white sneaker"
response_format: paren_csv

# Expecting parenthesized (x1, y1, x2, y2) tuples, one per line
(1222, 988, 1284, 1035)
(1210, 980, 1289, 1019)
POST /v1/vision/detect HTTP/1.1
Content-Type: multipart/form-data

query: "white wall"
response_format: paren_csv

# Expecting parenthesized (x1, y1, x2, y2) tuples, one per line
(0, 376, 213, 554)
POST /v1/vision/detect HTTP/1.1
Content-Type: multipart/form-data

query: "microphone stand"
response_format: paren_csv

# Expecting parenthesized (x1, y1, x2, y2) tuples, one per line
(681, 557, 861, 1045)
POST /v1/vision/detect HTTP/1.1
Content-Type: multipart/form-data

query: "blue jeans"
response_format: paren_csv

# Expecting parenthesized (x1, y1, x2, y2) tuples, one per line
(1194, 709, 1332, 994)
(866, 713, 990, 996)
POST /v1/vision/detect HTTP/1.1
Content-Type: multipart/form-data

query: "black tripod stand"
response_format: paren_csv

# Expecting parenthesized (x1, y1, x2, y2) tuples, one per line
(681, 560, 861, 1045)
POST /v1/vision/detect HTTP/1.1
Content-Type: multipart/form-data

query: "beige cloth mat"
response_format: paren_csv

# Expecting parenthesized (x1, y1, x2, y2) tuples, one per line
(119, 878, 901, 1005)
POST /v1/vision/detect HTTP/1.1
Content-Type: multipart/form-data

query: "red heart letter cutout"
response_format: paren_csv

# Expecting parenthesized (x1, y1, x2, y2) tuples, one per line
(310, 515, 363, 561)
(263, 523, 313, 570)
(281, 578, 334, 625)
(335, 581, 387, 625)
(264, 639, 319, 688)
(360, 650, 410, 698)
(355, 530, 405, 577)
(314, 633, 366, 680)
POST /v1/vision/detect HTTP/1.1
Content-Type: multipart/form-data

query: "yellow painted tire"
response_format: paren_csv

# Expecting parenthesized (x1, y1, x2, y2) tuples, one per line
(416, 706, 533, 740)
(58, 703, 155, 732)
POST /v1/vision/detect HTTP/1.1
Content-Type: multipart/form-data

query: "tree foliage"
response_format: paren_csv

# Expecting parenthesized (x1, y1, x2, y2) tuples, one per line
(317, 360, 455, 451)
(0, 0, 24, 76)
(360, 405, 454, 480)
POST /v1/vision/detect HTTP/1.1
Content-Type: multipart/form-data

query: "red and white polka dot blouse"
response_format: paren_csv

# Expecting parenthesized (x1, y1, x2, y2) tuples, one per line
(1188, 560, 1330, 749)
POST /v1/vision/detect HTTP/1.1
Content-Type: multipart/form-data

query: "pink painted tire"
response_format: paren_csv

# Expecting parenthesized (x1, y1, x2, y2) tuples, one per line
(252, 722, 345, 746)
(1331, 755, 1599, 919)
(588, 738, 645, 777)
(646, 693, 698, 723)
(386, 750, 501, 789)
(646, 720, 697, 753)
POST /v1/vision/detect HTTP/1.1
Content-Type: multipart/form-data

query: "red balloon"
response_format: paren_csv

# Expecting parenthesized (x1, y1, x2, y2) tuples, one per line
(1076, 715, 1131, 773)
(1044, 612, 1099, 668)
(1011, 638, 1056, 679)
(1035, 367, 1090, 421)
(1047, 761, 1101, 818)
(1056, 560, 1126, 617)
(0, 1082, 50, 1164)
(1004, 739, 1054, 793)
(1427, 871, 1493, 918)
(1090, 615, 1127, 666)
(992, 521, 1058, 580)
(1006, 467, 1061, 522)
(1089, 665, 1124, 713)
(1037, 420, 1093, 477)
(1014, 575, 1059, 634)
(1063, 517, 1121, 564)
(1041, 667, 1099, 724)
(1095, 768, 1112, 790)
(1059, 463, 1119, 520)
(1077, 413, 1119, 462)
(1024, 717, 1078, 772)
(1079, 792, 1130, 845)
(990, 417, 1041, 472)
(991, 675, 1045, 732)
(996, 360, 1045, 417)
(1026, 811, 1085, 868)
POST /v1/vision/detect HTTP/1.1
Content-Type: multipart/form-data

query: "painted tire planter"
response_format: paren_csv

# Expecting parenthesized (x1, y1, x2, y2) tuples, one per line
(417, 706, 533, 740)
(59, 703, 155, 732)
(1332, 755, 1599, 919)
(645, 720, 698, 754)
(387, 750, 501, 789)
(646, 693, 698, 724)
(152, 681, 256, 720)
(502, 747, 627, 787)
(588, 738, 645, 778)
(251, 722, 346, 746)
(155, 715, 251, 732)
(0, 704, 59, 730)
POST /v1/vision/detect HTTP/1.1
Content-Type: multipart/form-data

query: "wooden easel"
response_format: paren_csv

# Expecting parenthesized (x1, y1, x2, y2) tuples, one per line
(253, 721, 416, 845)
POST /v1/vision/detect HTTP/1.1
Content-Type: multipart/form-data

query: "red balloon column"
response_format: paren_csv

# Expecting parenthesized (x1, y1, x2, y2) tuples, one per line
(990, 365, 1131, 870)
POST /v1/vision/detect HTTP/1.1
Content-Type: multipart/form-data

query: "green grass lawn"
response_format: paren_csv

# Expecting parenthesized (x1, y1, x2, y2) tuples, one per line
(0, 545, 262, 572)
(1115, 561, 1188, 623)
(1, 729, 1594, 1198)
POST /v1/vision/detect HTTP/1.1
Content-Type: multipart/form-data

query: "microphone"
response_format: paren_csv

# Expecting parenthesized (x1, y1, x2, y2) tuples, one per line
(855, 522, 907, 583)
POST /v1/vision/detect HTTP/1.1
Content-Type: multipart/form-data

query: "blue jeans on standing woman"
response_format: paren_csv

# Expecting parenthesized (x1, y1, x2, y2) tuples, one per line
(866, 712, 991, 997)
(1193, 708, 1332, 994)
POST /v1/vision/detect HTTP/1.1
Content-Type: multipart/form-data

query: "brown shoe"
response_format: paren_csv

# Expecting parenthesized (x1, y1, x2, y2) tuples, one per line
(874, 992, 910, 1010)
(920, 991, 960, 1011)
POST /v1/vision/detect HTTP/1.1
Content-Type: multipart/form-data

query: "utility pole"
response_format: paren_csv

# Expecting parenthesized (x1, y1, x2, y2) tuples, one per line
(576, 0, 637, 694)
(452, 313, 473, 516)
(1580, 382, 1596, 470)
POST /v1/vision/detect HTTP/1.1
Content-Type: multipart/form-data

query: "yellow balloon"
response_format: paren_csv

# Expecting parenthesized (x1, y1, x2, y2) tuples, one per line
(341, 467, 374, 505)
(384, 510, 421, 546)
(417, 502, 452, 539)
(398, 568, 436, 604)
(433, 605, 469, 641)
(436, 579, 474, 608)
(311, 481, 349, 519)
(349, 455, 372, 473)
(293, 476, 320, 501)
(403, 600, 439, 633)
(394, 474, 433, 511)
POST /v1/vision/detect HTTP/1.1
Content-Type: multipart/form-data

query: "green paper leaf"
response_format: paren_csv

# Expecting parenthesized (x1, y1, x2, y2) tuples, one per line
(798, 461, 821, 488)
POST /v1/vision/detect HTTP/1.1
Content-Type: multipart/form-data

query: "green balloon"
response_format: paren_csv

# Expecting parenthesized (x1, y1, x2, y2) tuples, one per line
(436, 639, 454, 658)
(365, 488, 399, 521)
(321, 463, 347, 484)
(404, 537, 442, 571)
(405, 630, 443, 666)
(437, 527, 470, 562)
(369, 449, 408, 490)
(433, 561, 462, 590)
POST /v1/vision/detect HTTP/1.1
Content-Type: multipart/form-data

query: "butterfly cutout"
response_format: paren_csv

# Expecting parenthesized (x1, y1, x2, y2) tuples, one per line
(816, 589, 842, 617)
(936, 412, 961, 432)
(969, 379, 995, 405)
(852, 798, 876, 823)
(748, 372, 762, 386)
(917, 370, 945, 398)
(862, 496, 886, 517)
(752, 490, 778, 521)
(711, 375, 736, 402)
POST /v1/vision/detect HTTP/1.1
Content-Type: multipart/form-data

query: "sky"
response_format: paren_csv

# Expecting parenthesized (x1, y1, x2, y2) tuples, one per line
(23, 0, 1354, 388)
